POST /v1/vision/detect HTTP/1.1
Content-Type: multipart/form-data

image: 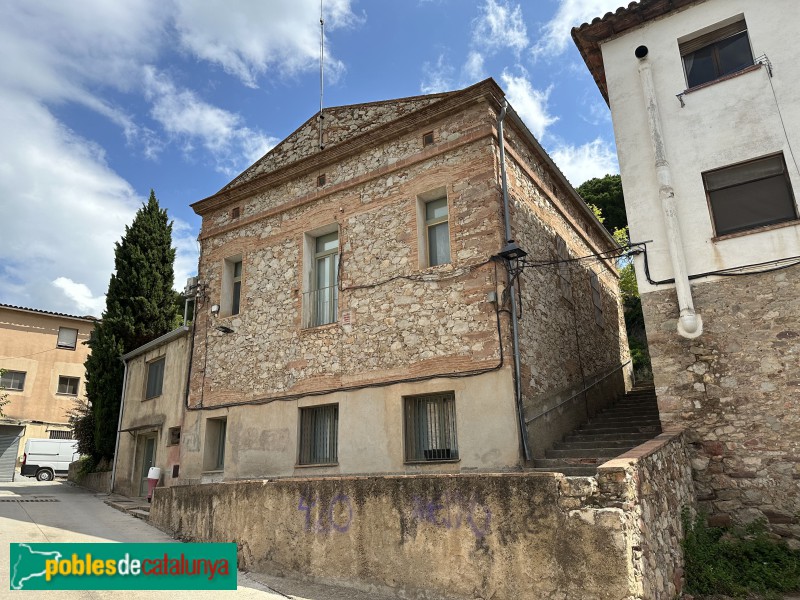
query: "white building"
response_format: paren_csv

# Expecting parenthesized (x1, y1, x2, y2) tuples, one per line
(574, 0, 800, 536)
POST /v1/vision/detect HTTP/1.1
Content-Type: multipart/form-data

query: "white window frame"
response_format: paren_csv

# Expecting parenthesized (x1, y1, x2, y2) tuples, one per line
(57, 376, 80, 396)
(220, 255, 243, 317)
(57, 327, 79, 350)
(302, 225, 339, 328)
(416, 188, 451, 268)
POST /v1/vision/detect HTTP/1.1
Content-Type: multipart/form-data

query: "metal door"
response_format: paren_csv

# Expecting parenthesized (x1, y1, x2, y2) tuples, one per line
(138, 434, 156, 496)
(0, 426, 24, 482)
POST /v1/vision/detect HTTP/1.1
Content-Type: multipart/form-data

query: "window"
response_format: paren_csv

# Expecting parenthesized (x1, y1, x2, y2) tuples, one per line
(298, 404, 338, 465)
(703, 154, 797, 237)
(424, 197, 450, 266)
(422, 131, 434, 147)
(317, 173, 326, 186)
(590, 272, 604, 327)
(167, 426, 181, 446)
(49, 430, 73, 440)
(57, 376, 80, 396)
(555, 237, 572, 302)
(404, 392, 458, 462)
(145, 357, 165, 400)
(221, 256, 243, 317)
(230, 206, 240, 219)
(0, 370, 25, 391)
(680, 17, 754, 88)
(203, 418, 227, 471)
(304, 231, 339, 328)
(57, 327, 78, 350)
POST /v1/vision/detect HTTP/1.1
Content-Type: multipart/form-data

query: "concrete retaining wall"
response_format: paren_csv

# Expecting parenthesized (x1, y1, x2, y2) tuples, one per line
(67, 461, 111, 494)
(151, 430, 692, 600)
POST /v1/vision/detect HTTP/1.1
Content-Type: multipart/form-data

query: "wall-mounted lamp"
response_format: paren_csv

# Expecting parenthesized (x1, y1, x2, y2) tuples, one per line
(215, 325, 234, 334)
(498, 240, 528, 261)
(211, 304, 220, 316)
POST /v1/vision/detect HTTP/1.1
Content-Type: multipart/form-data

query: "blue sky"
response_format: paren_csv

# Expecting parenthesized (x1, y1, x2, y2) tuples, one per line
(0, 0, 624, 317)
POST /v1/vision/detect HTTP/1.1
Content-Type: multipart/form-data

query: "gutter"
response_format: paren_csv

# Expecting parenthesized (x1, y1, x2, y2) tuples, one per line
(498, 100, 532, 462)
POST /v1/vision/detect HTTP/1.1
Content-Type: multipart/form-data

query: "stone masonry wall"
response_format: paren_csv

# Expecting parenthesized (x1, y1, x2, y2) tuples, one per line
(642, 268, 800, 540)
(192, 104, 506, 406)
(227, 93, 450, 189)
(505, 124, 630, 438)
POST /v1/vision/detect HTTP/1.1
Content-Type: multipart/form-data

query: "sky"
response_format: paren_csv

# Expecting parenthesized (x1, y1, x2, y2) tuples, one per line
(0, 0, 625, 318)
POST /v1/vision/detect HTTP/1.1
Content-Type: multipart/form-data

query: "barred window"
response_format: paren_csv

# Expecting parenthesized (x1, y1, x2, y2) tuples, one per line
(298, 404, 338, 465)
(404, 392, 458, 462)
(49, 430, 73, 440)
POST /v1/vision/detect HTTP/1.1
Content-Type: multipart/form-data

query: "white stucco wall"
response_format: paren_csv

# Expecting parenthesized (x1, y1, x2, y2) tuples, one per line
(601, 0, 800, 295)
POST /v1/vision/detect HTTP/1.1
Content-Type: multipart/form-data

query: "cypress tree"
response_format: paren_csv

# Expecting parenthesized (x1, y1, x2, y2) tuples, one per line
(83, 191, 181, 461)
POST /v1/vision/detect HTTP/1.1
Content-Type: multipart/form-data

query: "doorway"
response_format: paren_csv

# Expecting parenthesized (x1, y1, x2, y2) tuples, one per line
(137, 433, 157, 496)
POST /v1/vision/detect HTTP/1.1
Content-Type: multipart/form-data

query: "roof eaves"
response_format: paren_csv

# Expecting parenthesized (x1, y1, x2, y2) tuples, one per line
(0, 303, 100, 323)
(121, 325, 191, 362)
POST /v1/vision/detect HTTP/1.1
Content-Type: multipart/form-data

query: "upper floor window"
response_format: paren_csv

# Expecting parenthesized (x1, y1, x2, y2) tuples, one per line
(203, 417, 227, 472)
(589, 272, 604, 328)
(145, 357, 165, 400)
(0, 370, 26, 391)
(57, 327, 78, 350)
(304, 230, 339, 328)
(57, 376, 80, 396)
(220, 256, 242, 317)
(680, 17, 754, 88)
(555, 236, 572, 302)
(703, 153, 797, 237)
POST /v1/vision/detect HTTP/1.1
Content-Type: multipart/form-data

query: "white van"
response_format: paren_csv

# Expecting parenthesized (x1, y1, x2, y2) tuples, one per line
(20, 439, 80, 481)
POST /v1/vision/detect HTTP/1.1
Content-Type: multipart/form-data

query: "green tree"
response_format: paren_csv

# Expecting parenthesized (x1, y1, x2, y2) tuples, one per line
(83, 191, 181, 461)
(0, 369, 10, 418)
(577, 174, 627, 235)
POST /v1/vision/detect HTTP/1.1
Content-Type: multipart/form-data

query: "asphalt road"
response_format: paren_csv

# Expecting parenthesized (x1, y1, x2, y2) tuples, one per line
(0, 479, 401, 600)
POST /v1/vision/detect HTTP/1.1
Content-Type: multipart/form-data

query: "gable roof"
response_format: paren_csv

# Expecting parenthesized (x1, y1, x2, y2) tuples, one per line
(572, 0, 707, 104)
(224, 91, 455, 192)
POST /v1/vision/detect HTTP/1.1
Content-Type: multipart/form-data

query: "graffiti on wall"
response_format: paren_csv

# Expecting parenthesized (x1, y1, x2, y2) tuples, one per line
(297, 491, 352, 534)
(410, 492, 492, 538)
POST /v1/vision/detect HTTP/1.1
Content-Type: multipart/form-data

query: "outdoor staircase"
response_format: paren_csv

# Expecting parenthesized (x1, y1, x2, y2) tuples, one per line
(529, 385, 661, 476)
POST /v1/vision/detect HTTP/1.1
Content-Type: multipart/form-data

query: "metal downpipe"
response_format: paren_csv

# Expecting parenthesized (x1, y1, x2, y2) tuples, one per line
(498, 100, 532, 462)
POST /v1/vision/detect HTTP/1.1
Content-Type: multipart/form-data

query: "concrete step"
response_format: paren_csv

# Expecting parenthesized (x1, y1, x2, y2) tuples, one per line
(565, 432, 654, 443)
(546, 447, 629, 459)
(588, 416, 661, 425)
(553, 439, 639, 450)
(534, 457, 606, 468)
(598, 410, 660, 418)
(579, 424, 661, 434)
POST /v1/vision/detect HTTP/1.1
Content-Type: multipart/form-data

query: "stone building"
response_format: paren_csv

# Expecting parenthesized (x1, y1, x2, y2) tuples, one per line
(179, 78, 630, 483)
(111, 325, 191, 498)
(574, 0, 800, 536)
(0, 303, 96, 481)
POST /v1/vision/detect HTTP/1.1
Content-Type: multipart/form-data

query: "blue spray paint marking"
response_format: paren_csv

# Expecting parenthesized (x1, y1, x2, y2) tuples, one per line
(298, 491, 352, 534)
(410, 493, 491, 538)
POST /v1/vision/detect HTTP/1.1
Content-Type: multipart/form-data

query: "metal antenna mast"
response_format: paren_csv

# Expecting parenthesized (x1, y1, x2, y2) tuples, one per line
(318, 0, 325, 150)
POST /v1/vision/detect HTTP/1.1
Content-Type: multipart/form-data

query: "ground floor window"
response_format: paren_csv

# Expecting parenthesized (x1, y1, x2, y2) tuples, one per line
(298, 404, 338, 465)
(404, 392, 458, 462)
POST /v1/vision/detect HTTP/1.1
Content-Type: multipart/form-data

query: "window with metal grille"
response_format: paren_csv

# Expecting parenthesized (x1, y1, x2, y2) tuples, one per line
(590, 272, 604, 327)
(298, 404, 338, 465)
(145, 357, 165, 399)
(57, 327, 78, 349)
(57, 376, 80, 396)
(703, 154, 797, 237)
(0, 370, 26, 391)
(555, 236, 572, 302)
(49, 430, 73, 440)
(404, 392, 458, 462)
(680, 17, 754, 89)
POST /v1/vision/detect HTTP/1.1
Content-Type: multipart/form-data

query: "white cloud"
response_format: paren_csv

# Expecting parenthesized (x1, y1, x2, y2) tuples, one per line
(531, 0, 623, 60)
(143, 67, 279, 175)
(52, 278, 106, 316)
(173, 0, 359, 88)
(549, 138, 619, 186)
(472, 0, 529, 56)
(420, 54, 456, 94)
(501, 69, 558, 141)
(462, 51, 486, 82)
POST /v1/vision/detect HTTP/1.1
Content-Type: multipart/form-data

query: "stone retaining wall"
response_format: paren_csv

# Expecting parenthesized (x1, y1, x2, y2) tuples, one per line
(151, 430, 692, 600)
(67, 462, 111, 494)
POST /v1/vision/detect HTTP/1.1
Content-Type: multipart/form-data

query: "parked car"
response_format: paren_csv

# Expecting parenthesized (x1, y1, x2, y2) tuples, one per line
(20, 438, 80, 481)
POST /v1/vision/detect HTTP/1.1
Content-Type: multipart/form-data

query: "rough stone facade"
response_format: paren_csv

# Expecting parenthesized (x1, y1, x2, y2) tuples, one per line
(152, 430, 692, 600)
(642, 269, 800, 540)
(184, 79, 627, 480)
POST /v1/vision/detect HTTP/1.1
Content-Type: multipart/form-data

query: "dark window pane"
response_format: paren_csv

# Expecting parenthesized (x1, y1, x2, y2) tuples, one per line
(232, 281, 241, 315)
(709, 175, 797, 235)
(717, 31, 754, 76)
(146, 358, 165, 399)
(685, 44, 717, 88)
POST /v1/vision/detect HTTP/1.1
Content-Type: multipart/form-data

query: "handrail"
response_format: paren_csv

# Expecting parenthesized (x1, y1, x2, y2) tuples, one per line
(525, 360, 632, 424)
